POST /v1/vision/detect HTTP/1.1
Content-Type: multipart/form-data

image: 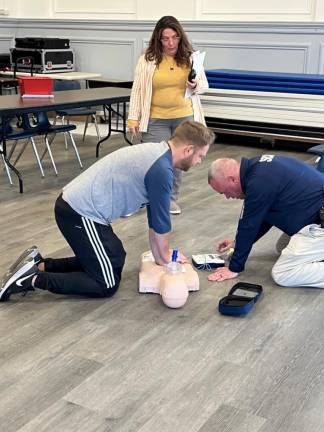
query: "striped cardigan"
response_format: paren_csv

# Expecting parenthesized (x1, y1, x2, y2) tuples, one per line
(128, 54, 209, 132)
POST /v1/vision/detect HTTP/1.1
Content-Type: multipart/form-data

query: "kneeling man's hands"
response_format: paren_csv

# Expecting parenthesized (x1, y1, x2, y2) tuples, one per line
(176, 251, 189, 264)
(218, 239, 235, 252)
(167, 249, 189, 264)
(208, 266, 238, 282)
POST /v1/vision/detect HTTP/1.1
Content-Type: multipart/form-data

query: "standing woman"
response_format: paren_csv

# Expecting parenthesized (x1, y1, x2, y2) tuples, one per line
(128, 15, 208, 215)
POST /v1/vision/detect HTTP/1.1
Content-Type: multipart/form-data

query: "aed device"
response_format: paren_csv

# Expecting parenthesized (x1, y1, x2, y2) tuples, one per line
(191, 253, 225, 270)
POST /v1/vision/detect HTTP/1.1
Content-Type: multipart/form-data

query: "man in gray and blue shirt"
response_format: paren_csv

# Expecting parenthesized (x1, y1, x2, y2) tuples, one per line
(0, 121, 214, 301)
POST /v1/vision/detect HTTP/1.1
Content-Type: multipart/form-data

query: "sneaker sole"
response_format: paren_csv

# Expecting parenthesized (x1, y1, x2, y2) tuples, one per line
(0, 259, 36, 301)
(8, 246, 39, 275)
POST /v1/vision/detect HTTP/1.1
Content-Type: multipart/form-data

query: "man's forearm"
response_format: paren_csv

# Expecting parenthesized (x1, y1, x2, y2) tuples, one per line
(149, 229, 170, 265)
(149, 230, 163, 263)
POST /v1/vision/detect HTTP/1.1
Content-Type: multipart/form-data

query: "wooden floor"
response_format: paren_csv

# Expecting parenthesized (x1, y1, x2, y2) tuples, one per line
(0, 132, 323, 432)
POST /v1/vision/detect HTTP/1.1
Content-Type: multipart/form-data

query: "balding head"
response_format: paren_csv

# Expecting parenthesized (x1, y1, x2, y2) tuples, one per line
(208, 158, 240, 183)
(208, 158, 244, 199)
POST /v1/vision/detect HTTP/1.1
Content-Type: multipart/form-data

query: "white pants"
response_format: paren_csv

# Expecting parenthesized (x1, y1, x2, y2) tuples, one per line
(272, 224, 324, 288)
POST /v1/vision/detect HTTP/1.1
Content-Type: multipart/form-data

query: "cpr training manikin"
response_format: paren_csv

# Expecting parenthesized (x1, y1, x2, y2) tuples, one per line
(139, 250, 199, 308)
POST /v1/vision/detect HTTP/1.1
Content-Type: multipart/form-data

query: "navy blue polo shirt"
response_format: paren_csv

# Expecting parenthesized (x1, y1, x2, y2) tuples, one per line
(229, 155, 324, 273)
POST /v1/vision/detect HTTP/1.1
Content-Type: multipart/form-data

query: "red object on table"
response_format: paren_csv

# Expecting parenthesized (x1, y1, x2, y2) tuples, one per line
(19, 76, 53, 97)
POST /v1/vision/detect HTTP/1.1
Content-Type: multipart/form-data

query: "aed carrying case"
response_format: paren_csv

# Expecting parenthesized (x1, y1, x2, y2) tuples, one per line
(218, 282, 263, 316)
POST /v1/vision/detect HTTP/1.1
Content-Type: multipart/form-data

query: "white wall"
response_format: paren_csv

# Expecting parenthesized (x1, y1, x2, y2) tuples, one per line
(1, 0, 324, 21)
(2, 18, 324, 79)
(197, 0, 316, 21)
(2, 3, 324, 80)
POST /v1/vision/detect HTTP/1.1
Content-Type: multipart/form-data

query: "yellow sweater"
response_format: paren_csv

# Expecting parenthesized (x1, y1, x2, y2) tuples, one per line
(128, 54, 209, 132)
(150, 56, 192, 119)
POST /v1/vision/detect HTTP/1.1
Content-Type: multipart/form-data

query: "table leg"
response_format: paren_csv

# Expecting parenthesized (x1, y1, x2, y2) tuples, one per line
(96, 102, 132, 158)
(96, 105, 112, 157)
(4, 152, 23, 193)
(1, 115, 24, 193)
(122, 102, 132, 146)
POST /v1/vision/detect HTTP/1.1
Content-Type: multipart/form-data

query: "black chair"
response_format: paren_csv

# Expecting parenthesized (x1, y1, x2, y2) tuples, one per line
(2, 114, 49, 180)
(36, 111, 83, 174)
(15, 111, 82, 175)
(2, 111, 82, 184)
(54, 80, 101, 144)
(0, 77, 19, 95)
(0, 141, 13, 185)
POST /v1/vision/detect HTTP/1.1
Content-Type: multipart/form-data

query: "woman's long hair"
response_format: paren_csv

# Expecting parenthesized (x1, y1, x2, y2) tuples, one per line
(145, 16, 193, 67)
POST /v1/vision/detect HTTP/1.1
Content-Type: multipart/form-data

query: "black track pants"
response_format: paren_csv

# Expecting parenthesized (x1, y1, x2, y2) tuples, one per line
(35, 195, 126, 298)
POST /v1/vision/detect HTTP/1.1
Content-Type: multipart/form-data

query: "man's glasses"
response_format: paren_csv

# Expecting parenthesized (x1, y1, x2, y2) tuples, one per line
(160, 36, 180, 43)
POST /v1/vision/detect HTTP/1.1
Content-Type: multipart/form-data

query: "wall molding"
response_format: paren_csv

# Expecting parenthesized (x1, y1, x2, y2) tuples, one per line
(3, 18, 324, 34)
(53, 0, 136, 15)
(199, 0, 315, 15)
(142, 38, 149, 52)
(194, 40, 311, 72)
(0, 18, 322, 78)
(68, 36, 136, 46)
(0, 34, 14, 42)
(318, 43, 324, 73)
(67, 36, 136, 69)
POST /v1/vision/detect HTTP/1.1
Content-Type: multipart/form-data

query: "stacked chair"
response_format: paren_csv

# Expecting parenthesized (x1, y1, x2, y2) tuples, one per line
(204, 68, 324, 174)
(205, 69, 324, 94)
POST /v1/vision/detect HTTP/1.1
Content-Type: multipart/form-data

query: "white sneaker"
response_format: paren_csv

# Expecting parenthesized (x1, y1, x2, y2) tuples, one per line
(170, 201, 181, 215)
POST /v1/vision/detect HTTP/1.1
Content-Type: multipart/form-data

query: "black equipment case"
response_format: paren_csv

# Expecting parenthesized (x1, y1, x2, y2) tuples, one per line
(10, 48, 75, 73)
(15, 37, 70, 49)
(10, 38, 74, 73)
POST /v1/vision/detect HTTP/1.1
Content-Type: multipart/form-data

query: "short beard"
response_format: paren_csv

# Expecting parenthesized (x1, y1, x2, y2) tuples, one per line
(178, 155, 194, 172)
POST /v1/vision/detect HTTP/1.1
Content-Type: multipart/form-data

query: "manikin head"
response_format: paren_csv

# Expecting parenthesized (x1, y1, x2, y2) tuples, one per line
(208, 158, 245, 199)
(169, 121, 215, 172)
(145, 15, 193, 67)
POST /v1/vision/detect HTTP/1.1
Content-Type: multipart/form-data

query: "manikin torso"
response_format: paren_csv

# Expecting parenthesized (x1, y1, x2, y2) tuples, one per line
(139, 251, 199, 308)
